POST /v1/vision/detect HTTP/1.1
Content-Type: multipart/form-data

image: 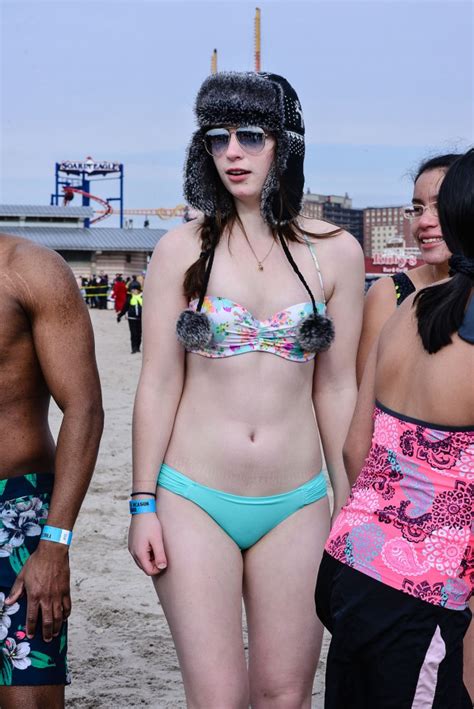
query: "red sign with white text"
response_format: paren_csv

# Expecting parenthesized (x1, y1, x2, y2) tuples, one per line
(365, 255, 423, 275)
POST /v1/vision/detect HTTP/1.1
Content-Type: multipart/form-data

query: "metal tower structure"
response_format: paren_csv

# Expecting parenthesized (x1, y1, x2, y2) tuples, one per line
(51, 157, 124, 227)
(211, 48, 218, 74)
(255, 7, 261, 72)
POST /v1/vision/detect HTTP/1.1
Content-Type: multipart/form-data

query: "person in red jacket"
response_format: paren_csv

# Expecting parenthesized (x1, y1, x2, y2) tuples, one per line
(111, 274, 127, 313)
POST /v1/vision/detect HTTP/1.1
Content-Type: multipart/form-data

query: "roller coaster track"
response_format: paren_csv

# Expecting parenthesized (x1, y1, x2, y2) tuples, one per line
(63, 187, 113, 224)
(97, 205, 187, 220)
(64, 186, 186, 222)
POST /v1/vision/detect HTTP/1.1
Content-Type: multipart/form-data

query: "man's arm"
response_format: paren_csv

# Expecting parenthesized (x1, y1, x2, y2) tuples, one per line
(6, 245, 103, 641)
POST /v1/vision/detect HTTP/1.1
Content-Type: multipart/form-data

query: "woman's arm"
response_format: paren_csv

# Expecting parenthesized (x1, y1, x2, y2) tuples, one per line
(356, 276, 397, 385)
(343, 342, 377, 486)
(129, 224, 198, 575)
(132, 232, 189, 488)
(313, 232, 365, 521)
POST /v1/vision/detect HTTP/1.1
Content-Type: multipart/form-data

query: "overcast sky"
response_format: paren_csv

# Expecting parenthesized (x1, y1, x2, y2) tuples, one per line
(1, 0, 472, 228)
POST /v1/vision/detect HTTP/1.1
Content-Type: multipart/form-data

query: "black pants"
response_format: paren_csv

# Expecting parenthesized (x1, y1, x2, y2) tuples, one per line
(98, 288, 108, 309)
(315, 551, 472, 709)
(128, 318, 142, 352)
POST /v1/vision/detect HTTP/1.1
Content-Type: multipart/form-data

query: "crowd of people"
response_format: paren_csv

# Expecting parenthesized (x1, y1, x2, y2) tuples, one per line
(78, 272, 145, 311)
(76, 273, 145, 354)
(0, 69, 472, 709)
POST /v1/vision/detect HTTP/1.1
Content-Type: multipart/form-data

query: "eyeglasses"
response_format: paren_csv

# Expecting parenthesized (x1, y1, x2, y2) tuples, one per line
(203, 126, 268, 157)
(402, 202, 438, 221)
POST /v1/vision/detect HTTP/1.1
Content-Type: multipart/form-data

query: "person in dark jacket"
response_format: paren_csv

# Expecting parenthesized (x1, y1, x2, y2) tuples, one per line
(98, 272, 109, 310)
(117, 281, 143, 353)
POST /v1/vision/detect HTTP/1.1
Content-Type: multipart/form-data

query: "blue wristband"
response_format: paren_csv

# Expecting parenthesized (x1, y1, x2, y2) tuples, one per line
(40, 525, 73, 546)
(129, 498, 157, 515)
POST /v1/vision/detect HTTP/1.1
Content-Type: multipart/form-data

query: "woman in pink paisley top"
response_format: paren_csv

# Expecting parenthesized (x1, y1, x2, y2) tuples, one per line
(316, 148, 474, 709)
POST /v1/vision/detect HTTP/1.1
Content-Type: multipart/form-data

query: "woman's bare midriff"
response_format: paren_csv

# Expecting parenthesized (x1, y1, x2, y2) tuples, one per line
(164, 351, 322, 495)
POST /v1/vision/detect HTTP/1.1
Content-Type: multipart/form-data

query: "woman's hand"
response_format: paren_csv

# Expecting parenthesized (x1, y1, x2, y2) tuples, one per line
(128, 514, 167, 576)
(330, 486, 350, 528)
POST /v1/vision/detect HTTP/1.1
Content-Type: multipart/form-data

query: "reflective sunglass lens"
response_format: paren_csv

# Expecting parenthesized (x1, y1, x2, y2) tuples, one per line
(236, 128, 266, 154)
(204, 129, 230, 156)
(204, 126, 267, 156)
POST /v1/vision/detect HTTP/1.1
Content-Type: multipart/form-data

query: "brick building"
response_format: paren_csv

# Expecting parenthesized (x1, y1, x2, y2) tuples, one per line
(363, 206, 418, 257)
(302, 191, 364, 248)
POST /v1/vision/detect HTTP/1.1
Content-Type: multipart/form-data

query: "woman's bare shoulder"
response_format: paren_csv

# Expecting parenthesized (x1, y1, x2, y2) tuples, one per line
(365, 274, 397, 305)
(152, 219, 202, 262)
(298, 216, 341, 237)
(362, 277, 400, 331)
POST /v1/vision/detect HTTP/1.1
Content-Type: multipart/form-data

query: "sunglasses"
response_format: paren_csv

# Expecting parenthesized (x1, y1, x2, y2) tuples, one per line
(203, 126, 269, 157)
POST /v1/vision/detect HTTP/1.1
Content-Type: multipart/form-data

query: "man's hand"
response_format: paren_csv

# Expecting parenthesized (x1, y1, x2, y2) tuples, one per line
(5, 542, 71, 642)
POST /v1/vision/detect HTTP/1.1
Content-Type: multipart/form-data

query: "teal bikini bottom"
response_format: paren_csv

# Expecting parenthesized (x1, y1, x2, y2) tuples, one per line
(157, 463, 327, 550)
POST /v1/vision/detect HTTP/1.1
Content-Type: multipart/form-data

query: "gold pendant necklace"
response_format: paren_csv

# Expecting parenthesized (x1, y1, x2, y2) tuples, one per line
(246, 238, 275, 271)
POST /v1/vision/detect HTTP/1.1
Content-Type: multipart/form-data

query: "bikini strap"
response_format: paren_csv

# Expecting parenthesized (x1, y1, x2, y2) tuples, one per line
(303, 235, 327, 306)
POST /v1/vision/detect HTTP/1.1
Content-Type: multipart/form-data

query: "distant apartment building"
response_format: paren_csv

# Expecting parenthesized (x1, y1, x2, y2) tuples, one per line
(363, 206, 418, 257)
(302, 191, 364, 248)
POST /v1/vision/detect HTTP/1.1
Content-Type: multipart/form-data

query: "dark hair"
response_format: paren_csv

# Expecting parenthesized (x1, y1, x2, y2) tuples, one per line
(183, 162, 340, 302)
(414, 148, 474, 353)
(414, 153, 460, 182)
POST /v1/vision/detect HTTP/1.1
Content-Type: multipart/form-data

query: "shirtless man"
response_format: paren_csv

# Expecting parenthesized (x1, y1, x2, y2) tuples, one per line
(0, 234, 103, 708)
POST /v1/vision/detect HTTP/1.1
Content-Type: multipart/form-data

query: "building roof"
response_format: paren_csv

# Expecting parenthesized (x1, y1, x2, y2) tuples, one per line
(365, 205, 403, 210)
(0, 227, 166, 252)
(0, 204, 94, 217)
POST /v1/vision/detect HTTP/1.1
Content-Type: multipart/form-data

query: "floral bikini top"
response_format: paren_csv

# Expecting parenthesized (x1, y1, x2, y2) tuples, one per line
(187, 239, 327, 362)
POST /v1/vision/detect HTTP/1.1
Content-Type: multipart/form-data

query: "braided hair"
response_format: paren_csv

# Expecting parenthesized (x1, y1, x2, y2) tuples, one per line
(177, 200, 338, 353)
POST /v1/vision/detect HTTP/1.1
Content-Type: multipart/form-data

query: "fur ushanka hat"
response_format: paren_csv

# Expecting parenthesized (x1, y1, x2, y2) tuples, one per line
(184, 71, 305, 225)
(177, 72, 335, 354)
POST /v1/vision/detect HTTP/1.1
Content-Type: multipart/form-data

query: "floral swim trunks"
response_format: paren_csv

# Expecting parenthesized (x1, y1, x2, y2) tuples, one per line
(0, 473, 70, 686)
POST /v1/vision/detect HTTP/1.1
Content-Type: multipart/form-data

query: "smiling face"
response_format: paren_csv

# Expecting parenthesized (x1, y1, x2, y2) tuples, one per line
(211, 127, 276, 207)
(412, 168, 452, 264)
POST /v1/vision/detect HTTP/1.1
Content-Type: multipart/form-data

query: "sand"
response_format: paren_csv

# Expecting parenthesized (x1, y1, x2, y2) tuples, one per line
(49, 309, 329, 708)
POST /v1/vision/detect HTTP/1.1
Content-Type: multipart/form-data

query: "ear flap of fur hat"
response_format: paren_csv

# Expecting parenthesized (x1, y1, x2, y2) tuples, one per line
(184, 130, 233, 217)
(183, 71, 305, 226)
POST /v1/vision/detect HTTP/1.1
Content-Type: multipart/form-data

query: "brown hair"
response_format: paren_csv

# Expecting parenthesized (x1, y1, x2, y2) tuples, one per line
(183, 204, 340, 301)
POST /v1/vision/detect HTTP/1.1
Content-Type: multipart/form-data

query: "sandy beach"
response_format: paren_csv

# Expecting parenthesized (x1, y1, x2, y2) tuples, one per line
(49, 308, 329, 708)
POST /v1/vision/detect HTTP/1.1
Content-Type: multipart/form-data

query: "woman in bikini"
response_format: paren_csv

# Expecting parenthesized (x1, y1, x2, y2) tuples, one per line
(128, 71, 364, 707)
